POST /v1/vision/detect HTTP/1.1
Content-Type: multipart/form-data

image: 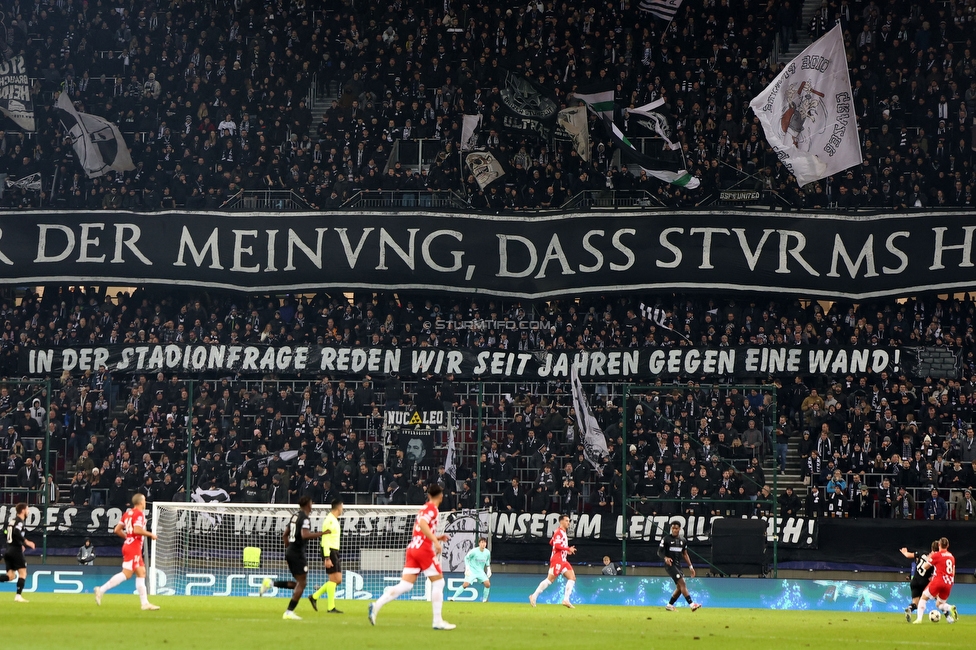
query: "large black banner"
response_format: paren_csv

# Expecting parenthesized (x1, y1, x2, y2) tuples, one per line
(20, 344, 933, 379)
(3, 210, 976, 299)
(490, 511, 817, 548)
(489, 513, 976, 568)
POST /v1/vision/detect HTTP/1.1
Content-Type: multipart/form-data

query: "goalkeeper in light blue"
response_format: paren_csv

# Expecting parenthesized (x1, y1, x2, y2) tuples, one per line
(449, 538, 492, 602)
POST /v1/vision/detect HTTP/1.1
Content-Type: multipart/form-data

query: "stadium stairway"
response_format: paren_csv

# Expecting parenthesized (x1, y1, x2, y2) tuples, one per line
(761, 439, 807, 494)
(781, 0, 819, 60)
(306, 79, 339, 145)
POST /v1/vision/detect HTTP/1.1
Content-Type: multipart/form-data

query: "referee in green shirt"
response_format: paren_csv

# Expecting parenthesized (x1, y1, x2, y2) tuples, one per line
(310, 498, 344, 613)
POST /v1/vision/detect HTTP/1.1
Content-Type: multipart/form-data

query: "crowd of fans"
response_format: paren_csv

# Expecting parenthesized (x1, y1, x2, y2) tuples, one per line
(1, 285, 976, 522)
(1, 0, 974, 210)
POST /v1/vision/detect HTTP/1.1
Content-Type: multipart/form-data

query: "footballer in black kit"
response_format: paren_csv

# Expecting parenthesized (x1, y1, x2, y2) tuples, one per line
(258, 495, 325, 620)
(657, 521, 701, 612)
(286, 508, 312, 578)
(900, 541, 938, 621)
(1, 502, 35, 602)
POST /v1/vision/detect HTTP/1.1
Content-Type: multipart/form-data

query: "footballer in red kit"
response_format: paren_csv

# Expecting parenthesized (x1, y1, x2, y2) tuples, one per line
(926, 548, 955, 601)
(404, 500, 442, 576)
(121, 507, 147, 571)
(368, 484, 456, 630)
(549, 525, 572, 577)
(529, 514, 578, 609)
(94, 494, 159, 610)
(913, 537, 959, 624)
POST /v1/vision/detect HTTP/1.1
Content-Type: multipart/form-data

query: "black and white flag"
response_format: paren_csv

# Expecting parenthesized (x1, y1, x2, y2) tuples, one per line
(460, 114, 482, 151)
(629, 99, 680, 151)
(571, 366, 610, 475)
(56, 92, 135, 178)
(4, 172, 41, 191)
(466, 150, 506, 190)
(0, 55, 34, 131)
(638, 0, 684, 21)
(639, 302, 691, 341)
(499, 70, 558, 136)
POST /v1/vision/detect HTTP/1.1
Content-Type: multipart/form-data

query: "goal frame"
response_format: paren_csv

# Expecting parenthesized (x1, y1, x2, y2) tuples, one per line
(148, 502, 490, 597)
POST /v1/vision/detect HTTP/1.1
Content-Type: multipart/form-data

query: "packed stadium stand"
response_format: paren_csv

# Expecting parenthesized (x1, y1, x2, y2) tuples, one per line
(0, 0, 973, 210)
(1, 286, 975, 525)
(1, 0, 976, 539)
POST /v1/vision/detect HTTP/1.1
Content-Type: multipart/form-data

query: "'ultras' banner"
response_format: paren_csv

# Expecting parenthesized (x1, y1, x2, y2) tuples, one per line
(490, 512, 818, 549)
(21, 344, 923, 379)
(6, 210, 976, 299)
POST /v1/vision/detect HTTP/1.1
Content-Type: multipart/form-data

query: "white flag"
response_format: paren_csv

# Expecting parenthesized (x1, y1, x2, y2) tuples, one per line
(570, 366, 609, 475)
(749, 24, 862, 186)
(56, 92, 135, 178)
(638, 0, 684, 21)
(444, 426, 457, 479)
(465, 150, 506, 190)
(557, 106, 591, 161)
(460, 114, 482, 151)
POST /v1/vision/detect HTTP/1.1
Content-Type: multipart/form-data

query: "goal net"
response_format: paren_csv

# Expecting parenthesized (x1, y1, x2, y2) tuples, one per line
(148, 502, 489, 599)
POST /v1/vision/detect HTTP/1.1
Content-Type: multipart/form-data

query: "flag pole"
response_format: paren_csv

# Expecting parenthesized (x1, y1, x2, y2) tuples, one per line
(659, 18, 676, 45)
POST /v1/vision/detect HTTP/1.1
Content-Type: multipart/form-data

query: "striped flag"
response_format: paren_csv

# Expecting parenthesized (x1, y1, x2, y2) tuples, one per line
(639, 303, 691, 341)
(638, 0, 684, 21)
(570, 366, 609, 475)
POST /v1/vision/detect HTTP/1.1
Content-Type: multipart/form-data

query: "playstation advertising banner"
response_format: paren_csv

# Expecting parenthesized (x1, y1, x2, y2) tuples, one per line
(4, 210, 976, 300)
(22, 344, 934, 379)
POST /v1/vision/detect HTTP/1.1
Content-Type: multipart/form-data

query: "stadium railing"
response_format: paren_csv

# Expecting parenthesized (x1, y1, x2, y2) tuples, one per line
(220, 189, 312, 212)
(340, 189, 469, 210)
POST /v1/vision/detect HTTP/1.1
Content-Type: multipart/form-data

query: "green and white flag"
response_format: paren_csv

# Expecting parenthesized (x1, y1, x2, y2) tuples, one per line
(606, 113, 699, 189)
(580, 92, 697, 188)
(574, 89, 615, 122)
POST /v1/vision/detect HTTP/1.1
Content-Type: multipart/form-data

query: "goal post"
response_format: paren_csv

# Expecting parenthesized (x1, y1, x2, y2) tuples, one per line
(148, 502, 490, 599)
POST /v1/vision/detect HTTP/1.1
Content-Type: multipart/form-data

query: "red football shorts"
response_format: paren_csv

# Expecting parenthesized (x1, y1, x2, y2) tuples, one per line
(122, 547, 145, 572)
(404, 546, 442, 577)
(926, 578, 952, 601)
(549, 559, 572, 577)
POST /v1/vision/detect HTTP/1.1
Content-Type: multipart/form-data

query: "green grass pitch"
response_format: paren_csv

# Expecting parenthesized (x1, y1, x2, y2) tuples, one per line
(3, 594, 970, 650)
